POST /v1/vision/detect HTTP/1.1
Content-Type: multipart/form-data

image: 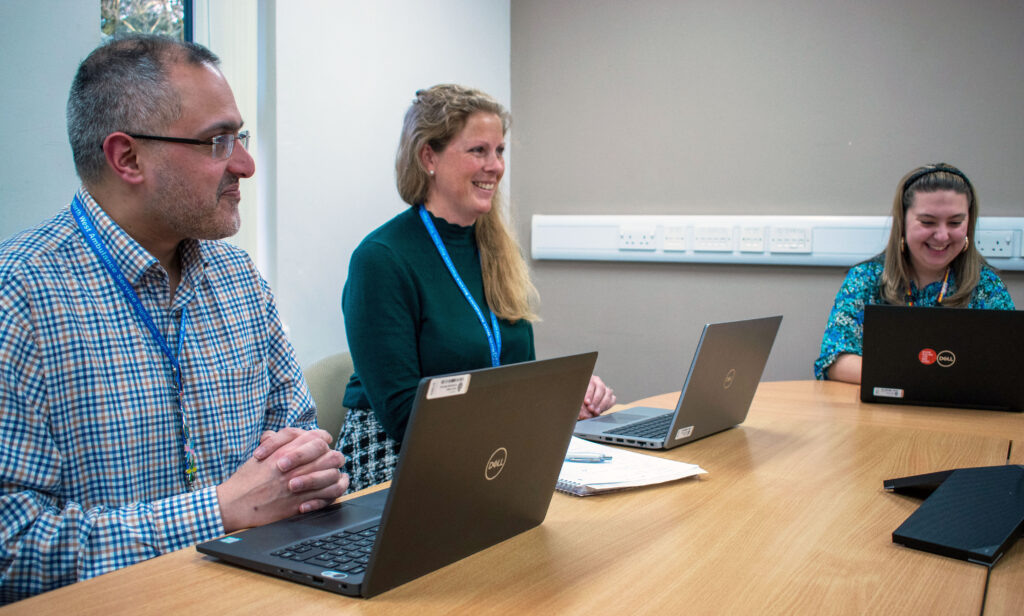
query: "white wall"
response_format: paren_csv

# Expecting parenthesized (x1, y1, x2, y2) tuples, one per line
(270, 0, 511, 366)
(194, 0, 261, 259)
(0, 1, 99, 239)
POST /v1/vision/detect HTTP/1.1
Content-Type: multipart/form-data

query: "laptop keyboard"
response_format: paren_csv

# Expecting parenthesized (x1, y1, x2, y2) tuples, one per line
(604, 413, 672, 439)
(271, 526, 379, 574)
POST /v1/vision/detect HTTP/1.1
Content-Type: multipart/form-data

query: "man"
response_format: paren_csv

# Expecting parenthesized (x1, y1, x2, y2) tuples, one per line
(0, 35, 348, 603)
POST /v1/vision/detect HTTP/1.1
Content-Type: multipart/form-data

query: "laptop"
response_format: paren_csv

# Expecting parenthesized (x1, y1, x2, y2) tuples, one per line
(197, 352, 597, 598)
(573, 315, 781, 449)
(861, 305, 1024, 412)
(886, 465, 1024, 566)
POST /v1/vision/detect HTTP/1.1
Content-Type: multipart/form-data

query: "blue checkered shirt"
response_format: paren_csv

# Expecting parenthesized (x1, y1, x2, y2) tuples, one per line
(0, 189, 315, 603)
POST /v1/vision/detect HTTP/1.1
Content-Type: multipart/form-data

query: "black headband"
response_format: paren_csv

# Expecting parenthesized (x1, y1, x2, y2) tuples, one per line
(901, 163, 974, 198)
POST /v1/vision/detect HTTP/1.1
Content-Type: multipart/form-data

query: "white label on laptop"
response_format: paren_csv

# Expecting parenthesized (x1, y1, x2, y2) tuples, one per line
(427, 374, 471, 399)
(873, 387, 904, 399)
(676, 426, 694, 439)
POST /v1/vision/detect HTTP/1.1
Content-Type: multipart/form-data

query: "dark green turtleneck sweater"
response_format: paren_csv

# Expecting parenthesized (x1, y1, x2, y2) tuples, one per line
(341, 207, 535, 441)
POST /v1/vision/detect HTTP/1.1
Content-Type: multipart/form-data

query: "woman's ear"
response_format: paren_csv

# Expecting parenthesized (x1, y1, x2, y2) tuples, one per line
(419, 143, 436, 175)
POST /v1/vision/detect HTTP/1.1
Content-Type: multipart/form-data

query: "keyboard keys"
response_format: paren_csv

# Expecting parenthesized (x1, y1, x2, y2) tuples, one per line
(605, 414, 672, 438)
(272, 526, 379, 574)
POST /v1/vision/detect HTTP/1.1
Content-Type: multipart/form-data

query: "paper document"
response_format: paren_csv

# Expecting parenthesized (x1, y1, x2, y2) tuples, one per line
(556, 437, 706, 496)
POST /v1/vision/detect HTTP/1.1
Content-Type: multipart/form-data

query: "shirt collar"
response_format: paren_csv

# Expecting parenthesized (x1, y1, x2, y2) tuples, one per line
(177, 237, 206, 302)
(75, 187, 207, 288)
(424, 207, 477, 248)
(909, 268, 956, 298)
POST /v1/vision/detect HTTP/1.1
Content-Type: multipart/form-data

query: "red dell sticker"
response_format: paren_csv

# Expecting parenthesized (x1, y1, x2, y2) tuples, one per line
(918, 348, 937, 365)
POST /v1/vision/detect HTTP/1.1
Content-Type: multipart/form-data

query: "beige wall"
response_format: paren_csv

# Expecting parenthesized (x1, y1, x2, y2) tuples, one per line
(511, 0, 1024, 403)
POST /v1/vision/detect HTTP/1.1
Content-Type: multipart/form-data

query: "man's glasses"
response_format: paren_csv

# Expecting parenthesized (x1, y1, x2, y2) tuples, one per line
(127, 130, 250, 160)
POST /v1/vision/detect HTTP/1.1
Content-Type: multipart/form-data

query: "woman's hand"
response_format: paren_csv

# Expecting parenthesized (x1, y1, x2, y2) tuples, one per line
(578, 375, 616, 419)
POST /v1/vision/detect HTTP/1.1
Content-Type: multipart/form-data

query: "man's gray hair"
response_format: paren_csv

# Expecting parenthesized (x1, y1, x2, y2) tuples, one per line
(66, 34, 220, 184)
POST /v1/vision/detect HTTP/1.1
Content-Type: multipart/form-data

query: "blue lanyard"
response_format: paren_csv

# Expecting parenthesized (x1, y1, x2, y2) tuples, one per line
(418, 205, 502, 367)
(70, 195, 198, 487)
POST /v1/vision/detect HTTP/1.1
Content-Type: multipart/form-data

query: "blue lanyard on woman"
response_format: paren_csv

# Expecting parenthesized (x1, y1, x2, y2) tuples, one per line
(418, 204, 502, 367)
(71, 195, 199, 488)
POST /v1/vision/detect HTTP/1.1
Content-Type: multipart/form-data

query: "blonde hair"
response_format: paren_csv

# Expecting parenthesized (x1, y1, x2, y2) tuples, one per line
(395, 84, 538, 322)
(880, 163, 984, 307)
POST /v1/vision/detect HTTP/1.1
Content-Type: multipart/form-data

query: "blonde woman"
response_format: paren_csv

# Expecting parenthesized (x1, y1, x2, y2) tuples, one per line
(337, 85, 615, 492)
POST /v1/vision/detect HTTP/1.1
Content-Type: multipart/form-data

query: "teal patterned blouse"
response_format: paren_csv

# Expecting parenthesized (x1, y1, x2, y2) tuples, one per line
(814, 256, 1015, 379)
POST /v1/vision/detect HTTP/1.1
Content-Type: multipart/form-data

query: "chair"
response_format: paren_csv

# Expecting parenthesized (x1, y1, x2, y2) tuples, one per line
(303, 351, 354, 446)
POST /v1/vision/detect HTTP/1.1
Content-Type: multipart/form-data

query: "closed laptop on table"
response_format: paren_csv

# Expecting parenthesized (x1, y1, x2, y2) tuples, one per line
(197, 352, 597, 597)
(574, 315, 781, 450)
(887, 465, 1024, 566)
(861, 305, 1024, 412)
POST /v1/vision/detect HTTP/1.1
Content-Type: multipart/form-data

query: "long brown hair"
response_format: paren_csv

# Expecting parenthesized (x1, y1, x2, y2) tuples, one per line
(881, 163, 984, 307)
(395, 84, 538, 322)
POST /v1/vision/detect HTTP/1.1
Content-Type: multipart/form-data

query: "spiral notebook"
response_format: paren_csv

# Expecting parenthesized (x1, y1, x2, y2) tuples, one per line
(556, 437, 706, 496)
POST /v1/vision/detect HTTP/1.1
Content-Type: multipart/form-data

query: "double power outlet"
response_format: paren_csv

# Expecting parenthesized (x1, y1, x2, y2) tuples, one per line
(618, 226, 658, 250)
(975, 229, 1016, 258)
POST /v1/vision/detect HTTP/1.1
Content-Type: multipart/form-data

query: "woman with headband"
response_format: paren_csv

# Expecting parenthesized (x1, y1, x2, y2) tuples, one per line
(814, 163, 1015, 384)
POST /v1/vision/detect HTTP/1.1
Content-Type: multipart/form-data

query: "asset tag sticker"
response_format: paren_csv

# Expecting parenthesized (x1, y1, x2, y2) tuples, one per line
(676, 426, 694, 440)
(873, 387, 904, 399)
(427, 374, 471, 399)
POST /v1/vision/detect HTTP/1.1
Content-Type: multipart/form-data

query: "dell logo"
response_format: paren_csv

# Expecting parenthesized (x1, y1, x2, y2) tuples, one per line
(485, 447, 508, 480)
(723, 368, 737, 389)
(937, 350, 956, 368)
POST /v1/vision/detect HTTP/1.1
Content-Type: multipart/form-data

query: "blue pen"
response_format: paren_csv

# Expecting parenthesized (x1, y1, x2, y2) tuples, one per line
(565, 452, 612, 463)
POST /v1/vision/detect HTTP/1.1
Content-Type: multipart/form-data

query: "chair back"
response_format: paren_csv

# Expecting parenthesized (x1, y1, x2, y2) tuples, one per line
(303, 351, 354, 446)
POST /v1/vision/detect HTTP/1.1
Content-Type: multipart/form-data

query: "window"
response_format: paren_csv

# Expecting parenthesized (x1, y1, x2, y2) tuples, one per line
(101, 0, 194, 41)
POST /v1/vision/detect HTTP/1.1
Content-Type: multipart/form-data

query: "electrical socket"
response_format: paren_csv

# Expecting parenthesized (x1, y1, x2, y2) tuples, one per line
(618, 225, 657, 251)
(663, 225, 688, 251)
(975, 229, 1014, 258)
(739, 226, 767, 253)
(693, 226, 733, 252)
(769, 227, 812, 253)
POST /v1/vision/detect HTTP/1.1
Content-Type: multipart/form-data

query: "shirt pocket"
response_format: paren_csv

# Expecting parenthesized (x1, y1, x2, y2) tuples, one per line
(208, 360, 269, 475)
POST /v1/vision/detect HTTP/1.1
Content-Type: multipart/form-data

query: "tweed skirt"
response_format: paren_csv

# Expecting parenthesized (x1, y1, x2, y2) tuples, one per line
(336, 407, 401, 494)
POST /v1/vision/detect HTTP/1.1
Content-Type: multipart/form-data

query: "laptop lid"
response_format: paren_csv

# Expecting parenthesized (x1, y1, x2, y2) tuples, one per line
(197, 352, 597, 597)
(861, 305, 1024, 412)
(573, 315, 781, 449)
(891, 465, 1024, 565)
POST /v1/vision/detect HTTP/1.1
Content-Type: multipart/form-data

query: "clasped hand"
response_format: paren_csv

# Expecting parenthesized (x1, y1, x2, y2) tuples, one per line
(217, 427, 348, 532)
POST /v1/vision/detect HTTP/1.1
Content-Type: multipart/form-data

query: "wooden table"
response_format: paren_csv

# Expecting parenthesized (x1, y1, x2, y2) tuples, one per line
(5, 381, 1022, 615)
